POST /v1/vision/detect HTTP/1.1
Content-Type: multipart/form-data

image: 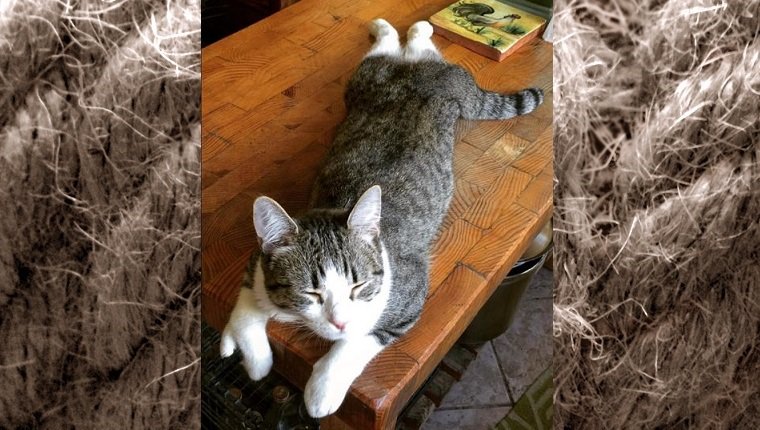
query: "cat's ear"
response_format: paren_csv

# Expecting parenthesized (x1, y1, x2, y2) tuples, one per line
(348, 185, 382, 241)
(253, 197, 298, 253)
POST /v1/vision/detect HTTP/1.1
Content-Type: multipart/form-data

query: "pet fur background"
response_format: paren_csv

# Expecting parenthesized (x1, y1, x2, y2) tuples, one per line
(553, 0, 759, 428)
(0, 0, 200, 428)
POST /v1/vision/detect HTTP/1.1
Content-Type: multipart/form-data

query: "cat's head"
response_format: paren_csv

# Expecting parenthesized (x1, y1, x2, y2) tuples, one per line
(253, 186, 387, 340)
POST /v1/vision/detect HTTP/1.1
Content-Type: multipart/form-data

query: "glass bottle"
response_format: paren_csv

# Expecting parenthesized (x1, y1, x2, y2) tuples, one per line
(263, 385, 319, 430)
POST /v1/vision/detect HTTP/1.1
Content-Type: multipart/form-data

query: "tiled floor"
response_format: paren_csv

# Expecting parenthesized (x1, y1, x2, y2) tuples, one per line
(422, 267, 553, 430)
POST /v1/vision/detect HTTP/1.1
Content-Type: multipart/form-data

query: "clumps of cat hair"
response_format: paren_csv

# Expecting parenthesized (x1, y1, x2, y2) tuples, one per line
(0, 0, 200, 428)
(553, 0, 760, 428)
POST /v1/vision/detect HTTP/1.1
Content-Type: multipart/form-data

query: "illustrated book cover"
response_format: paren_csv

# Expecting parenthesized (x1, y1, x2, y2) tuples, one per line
(430, 1, 547, 61)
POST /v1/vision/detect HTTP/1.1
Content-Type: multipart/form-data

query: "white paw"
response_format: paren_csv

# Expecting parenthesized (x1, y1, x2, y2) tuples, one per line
(369, 18, 396, 38)
(304, 370, 350, 418)
(242, 350, 273, 381)
(408, 21, 433, 39)
(221, 319, 273, 380)
(220, 328, 236, 357)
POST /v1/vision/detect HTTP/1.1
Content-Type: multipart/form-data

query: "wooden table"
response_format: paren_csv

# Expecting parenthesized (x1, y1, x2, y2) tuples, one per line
(202, 0, 553, 428)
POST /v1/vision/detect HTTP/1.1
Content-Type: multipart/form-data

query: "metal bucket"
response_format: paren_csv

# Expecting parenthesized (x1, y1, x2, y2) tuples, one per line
(459, 220, 552, 344)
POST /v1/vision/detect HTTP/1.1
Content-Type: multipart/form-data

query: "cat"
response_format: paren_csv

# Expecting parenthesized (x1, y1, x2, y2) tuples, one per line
(220, 18, 543, 418)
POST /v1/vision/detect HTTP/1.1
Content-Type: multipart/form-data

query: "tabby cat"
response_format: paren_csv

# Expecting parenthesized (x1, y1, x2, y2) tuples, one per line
(221, 19, 543, 418)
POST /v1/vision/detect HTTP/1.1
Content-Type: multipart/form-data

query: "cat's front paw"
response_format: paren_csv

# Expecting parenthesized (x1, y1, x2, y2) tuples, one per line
(221, 321, 273, 381)
(304, 370, 350, 418)
(242, 350, 272, 381)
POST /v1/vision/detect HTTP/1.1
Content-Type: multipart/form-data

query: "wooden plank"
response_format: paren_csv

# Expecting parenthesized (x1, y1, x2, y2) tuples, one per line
(482, 132, 533, 168)
(477, 39, 553, 92)
(201, 132, 232, 166)
(517, 171, 553, 215)
(441, 41, 493, 74)
(512, 125, 553, 177)
(205, 6, 333, 54)
(461, 204, 539, 276)
(452, 139, 483, 177)
(202, 240, 241, 283)
(458, 150, 506, 190)
(202, 74, 347, 176)
(303, 16, 361, 53)
(202, 103, 247, 140)
(463, 167, 534, 229)
(440, 179, 485, 231)
(462, 120, 518, 151)
(203, 251, 250, 330)
(202, 169, 220, 189)
(429, 218, 484, 294)
(509, 96, 553, 143)
(202, 197, 254, 281)
(202, 112, 336, 214)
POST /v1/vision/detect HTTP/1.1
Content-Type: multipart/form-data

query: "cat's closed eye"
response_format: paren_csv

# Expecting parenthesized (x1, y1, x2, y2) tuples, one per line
(306, 291, 324, 304)
(350, 281, 369, 300)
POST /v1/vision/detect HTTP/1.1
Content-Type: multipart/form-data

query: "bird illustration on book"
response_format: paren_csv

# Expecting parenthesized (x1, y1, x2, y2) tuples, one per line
(453, 3, 521, 27)
(452, 2, 493, 17)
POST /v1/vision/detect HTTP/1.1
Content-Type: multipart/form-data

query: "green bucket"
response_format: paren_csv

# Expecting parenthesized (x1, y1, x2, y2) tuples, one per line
(459, 220, 552, 344)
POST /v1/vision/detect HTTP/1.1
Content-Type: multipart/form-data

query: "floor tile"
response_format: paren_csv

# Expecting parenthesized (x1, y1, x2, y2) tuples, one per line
(421, 407, 510, 430)
(523, 267, 553, 300)
(492, 296, 552, 400)
(439, 342, 510, 409)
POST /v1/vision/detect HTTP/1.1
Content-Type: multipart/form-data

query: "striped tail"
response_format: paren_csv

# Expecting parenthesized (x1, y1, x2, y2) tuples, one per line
(462, 87, 544, 120)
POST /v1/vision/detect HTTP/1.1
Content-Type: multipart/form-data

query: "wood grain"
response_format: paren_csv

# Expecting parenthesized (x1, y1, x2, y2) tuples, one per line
(202, 0, 553, 428)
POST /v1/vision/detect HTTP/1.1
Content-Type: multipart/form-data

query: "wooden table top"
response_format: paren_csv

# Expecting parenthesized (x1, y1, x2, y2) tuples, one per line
(202, 0, 553, 428)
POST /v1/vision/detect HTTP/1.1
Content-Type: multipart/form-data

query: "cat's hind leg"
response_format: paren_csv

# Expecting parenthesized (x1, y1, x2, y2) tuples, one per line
(366, 18, 401, 57)
(404, 21, 441, 61)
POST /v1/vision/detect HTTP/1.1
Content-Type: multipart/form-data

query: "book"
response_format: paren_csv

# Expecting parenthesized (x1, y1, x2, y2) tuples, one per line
(429, 1, 547, 62)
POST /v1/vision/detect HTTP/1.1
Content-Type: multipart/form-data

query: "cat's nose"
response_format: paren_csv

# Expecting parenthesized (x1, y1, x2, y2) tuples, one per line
(329, 318, 346, 331)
